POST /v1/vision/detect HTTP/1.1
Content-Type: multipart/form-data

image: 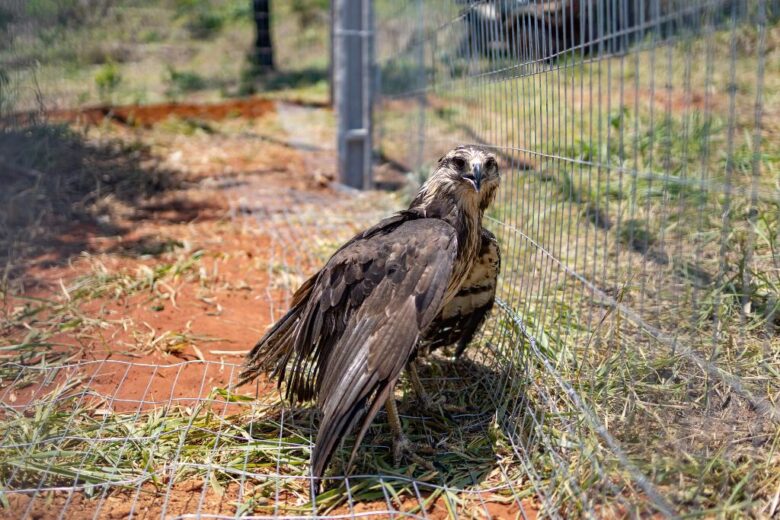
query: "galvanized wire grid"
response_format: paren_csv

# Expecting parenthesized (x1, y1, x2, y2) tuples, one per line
(1, 184, 427, 515)
(0, 182, 526, 518)
(1, 0, 779, 518)
(376, 0, 779, 517)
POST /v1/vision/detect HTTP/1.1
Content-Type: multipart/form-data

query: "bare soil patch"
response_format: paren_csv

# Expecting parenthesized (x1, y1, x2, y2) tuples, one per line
(11, 97, 331, 129)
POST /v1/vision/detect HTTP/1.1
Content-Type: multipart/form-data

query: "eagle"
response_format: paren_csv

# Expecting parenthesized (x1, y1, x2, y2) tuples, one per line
(238, 145, 500, 484)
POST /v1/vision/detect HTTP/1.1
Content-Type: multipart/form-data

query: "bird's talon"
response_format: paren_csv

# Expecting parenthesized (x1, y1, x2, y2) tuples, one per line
(392, 435, 411, 466)
(392, 435, 435, 470)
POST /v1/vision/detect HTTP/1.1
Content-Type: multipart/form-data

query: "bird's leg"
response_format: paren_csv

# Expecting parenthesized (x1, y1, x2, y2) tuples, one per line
(384, 396, 408, 461)
(407, 361, 443, 411)
(384, 397, 434, 470)
(407, 361, 466, 414)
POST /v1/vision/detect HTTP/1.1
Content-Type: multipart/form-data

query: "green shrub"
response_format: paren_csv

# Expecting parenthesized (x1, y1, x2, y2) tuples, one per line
(186, 10, 223, 38)
(175, 0, 225, 39)
(290, 0, 329, 28)
(164, 67, 207, 98)
(25, 0, 87, 27)
(94, 61, 122, 100)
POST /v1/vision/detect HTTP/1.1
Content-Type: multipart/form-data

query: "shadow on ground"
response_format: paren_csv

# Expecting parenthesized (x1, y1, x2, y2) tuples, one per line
(236, 355, 513, 513)
(0, 120, 221, 279)
(242, 66, 329, 97)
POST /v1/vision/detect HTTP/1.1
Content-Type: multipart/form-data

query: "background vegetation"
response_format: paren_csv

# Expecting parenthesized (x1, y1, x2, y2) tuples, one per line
(0, 0, 332, 113)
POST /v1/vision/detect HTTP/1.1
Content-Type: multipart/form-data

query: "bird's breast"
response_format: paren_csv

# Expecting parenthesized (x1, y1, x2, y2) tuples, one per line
(443, 220, 482, 304)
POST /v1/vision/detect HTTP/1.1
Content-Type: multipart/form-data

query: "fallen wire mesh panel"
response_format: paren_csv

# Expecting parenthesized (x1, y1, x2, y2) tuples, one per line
(376, 0, 780, 517)
(0, 187, 528, 518)
(1, 0, 779, 519)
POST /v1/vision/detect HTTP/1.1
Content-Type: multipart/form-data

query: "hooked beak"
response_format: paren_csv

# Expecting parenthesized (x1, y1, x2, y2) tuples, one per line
(464, 164, 482, 192)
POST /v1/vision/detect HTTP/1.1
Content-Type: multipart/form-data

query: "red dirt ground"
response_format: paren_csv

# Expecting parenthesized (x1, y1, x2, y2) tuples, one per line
(14, 97, 327, 128)
(1, 480, 538, 520)
(3, 105, 317, 409)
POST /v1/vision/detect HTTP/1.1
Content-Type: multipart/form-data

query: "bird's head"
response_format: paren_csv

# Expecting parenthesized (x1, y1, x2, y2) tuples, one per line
(412, 146, 500, 214)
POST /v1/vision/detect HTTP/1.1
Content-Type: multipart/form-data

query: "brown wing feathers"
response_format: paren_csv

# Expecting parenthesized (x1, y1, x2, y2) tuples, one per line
(237, 212, 410, 392)
(238, 215, 458, 479)
(311, 220, 458, 477)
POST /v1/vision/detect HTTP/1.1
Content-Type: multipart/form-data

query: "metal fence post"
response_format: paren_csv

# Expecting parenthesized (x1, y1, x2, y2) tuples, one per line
(414, 0, 426, 172)
(335, 0, 374, 190)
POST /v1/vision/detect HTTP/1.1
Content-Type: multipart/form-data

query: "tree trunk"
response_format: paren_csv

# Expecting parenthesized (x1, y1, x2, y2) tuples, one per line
(253, 0, 274, 71)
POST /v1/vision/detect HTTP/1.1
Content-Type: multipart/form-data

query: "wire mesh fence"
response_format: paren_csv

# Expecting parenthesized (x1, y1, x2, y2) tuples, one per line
(375, 0, 780, 516)
(1, 0, 779, 518)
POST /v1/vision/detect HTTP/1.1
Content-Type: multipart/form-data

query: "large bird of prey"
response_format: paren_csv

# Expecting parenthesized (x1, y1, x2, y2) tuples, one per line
(238, 145, 500, 484)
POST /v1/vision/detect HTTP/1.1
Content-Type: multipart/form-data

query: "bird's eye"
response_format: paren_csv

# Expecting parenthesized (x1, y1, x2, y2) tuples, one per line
(452, 157, 466, 170)
(485, 157, 497, 171)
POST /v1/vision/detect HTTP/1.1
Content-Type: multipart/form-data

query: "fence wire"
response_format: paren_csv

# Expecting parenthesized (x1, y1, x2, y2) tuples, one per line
(376, 0, 780, 517)
(1, 0, 779, 519)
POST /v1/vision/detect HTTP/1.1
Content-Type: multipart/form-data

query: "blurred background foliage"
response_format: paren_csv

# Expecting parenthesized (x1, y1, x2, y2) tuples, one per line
(0, 0, 332, 113)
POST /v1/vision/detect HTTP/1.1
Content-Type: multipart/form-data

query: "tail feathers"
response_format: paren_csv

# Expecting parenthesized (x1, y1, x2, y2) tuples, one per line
(310, 381, 392, 487)
(237, 305, 301, 388)
(237, 275, 318, 388)
(310, 394, 369, 481)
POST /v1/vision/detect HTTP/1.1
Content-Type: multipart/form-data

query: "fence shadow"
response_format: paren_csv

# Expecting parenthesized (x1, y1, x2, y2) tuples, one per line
(0, 120, 221, 280)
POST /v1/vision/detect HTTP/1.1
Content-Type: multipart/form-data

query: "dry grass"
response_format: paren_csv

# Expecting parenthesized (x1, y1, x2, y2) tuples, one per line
(0, 357, 528, 517)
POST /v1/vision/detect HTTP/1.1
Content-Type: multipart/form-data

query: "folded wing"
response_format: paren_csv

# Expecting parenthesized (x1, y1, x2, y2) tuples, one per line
(237, 211, 412, 392)
(239, 214, 458, 479)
